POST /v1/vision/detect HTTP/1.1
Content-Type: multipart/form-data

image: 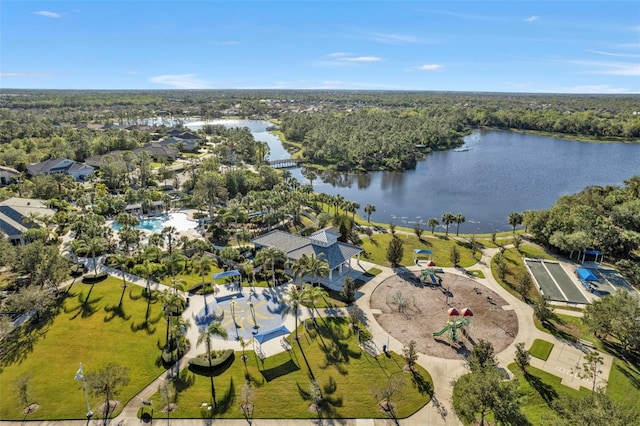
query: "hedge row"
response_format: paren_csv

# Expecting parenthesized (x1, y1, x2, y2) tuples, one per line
(81, 272, 109, 284)
(188, 349, 234, 372)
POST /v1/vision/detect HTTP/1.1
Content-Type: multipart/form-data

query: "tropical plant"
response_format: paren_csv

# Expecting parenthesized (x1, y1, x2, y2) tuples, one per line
(441, 213, 455, 236)
(196, 321, 228, 407)
(364, 203, 376, 223)
(427, 217, 439, 234)
(255, 246, 286, 287)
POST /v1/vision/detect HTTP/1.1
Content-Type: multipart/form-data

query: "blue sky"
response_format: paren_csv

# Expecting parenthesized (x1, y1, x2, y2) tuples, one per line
(2, 1, 639, 93)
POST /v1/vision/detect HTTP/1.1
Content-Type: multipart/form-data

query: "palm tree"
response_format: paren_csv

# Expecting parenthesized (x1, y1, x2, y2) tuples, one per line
(364, 204, 376, 223)
(508, 212, 524, 233)
(441, 213, 455, 237)
(67, 239, 86, 266)
(304, 253, 330, 287)
(197, 321, 228, 408)
(161, 226, 178, 255)
(195, 254, 214, 289)
(427, 218, 439, 234)
(83, 236, 104, 277)
(255, 246, 285, 287)
(132, 258, 155, 297)
(454, 213, 466, 236)
(283, 285, 305, 341)
(159, 289, 185, 347)
(303, 284, 328, 325)
(111, 252, 130, 289)
(289, 256, 309, 285)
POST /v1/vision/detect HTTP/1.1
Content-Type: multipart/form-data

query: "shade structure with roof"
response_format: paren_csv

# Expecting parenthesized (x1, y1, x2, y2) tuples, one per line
(213, 270, 241, 287)
(414, 249, 433, 263)
(580, 249, 604, 264)
(576, 268, 598, 282)
(253, 325, 290, 345)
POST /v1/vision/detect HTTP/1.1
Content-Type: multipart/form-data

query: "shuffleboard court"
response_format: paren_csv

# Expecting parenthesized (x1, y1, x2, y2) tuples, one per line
(526, 260, 565, 301)
(545, 262, 588, 304)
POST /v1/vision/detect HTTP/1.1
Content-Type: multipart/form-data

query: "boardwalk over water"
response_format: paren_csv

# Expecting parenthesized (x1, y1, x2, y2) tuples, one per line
(269, 158, 304, 169)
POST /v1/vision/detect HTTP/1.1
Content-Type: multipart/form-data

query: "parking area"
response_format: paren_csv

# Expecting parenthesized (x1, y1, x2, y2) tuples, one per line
(524, 259, 589, 304)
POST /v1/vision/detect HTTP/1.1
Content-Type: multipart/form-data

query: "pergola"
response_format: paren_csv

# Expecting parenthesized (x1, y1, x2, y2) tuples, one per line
(580, 249, 604, 264)
(414, 249, 433, 264)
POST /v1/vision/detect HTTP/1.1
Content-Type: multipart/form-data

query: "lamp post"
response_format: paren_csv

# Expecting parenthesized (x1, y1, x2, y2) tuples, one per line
(74, 363, 93, 419)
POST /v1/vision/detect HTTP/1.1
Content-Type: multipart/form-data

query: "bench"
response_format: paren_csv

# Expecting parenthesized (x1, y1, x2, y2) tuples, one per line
(578, 339, 595, 349)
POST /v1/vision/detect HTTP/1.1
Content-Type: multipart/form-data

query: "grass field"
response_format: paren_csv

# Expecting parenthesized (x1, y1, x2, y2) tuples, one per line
(0, 277, 166, 420)
(508, 363, 590, 425)
(360, 233, 476, 268)
(147, 317, 433, 419)
(529, 339, 554, 361)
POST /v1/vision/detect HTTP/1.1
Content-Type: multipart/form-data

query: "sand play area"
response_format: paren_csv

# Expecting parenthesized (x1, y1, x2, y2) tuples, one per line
(370, 272, 518, 360)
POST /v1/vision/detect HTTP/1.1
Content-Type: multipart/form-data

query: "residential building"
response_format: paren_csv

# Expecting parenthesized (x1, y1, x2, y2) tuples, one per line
(0, 165, 20, 186)
(0, 197, 55, 245)
(26, 158, 94, 181)
(251, 228, 363, 287)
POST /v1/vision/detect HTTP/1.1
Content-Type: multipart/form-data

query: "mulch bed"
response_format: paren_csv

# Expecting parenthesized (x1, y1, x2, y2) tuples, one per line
(371, 273, 518, 359)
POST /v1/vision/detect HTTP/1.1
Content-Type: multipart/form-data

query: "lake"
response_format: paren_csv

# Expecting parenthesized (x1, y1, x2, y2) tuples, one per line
(186, 119, 640, 234)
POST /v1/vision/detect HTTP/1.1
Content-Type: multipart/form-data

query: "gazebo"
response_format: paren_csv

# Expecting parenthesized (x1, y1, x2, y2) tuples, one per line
(212, 270, 241, 290)
(580, 249, 604, 264)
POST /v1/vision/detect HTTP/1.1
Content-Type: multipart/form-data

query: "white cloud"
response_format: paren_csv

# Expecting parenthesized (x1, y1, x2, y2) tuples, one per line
(1, 72, 51, 78)
(365, 32, 425, 44)
(34, 10, 61, 18)
(548, 85, 631, 94)
(568, 60, 640, 76)
(524, 16, 538, 22)
(587, 49, 640, 58)
(342, 56, 382, 62)
(149, 74, 209, 89)
(414, 64, 444, 71)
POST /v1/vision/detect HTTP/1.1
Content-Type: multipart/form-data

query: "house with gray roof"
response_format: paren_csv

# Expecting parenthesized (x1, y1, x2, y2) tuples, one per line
(0, 165, 20, 186)
(251, 228, 363, 286)
(157, 136, 199, 152)
(0, 197, 55, 244)
(27, 158, 94, 181)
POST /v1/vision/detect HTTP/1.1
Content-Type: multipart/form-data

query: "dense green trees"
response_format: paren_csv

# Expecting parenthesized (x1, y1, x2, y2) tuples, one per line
(523, 177, 640, 287)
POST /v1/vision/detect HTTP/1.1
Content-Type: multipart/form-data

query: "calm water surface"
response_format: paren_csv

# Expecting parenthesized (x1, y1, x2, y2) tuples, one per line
(188, 120, 640, 233)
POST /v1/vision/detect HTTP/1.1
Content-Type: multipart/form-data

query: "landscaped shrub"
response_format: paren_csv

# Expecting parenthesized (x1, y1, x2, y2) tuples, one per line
(187, 281, 214, 295)
(81, 272, 108, 284)
(70, 264, 85, 277)
(188, 349, 234, 373)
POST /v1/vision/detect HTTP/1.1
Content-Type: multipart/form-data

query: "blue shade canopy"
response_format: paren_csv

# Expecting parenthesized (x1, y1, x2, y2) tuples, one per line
(577, 268, 598, 282)
(584, 250, 601, 256)
(253, 325, 290, 344)
(213, 270, 241, 280)
(414, 249, 433, 255)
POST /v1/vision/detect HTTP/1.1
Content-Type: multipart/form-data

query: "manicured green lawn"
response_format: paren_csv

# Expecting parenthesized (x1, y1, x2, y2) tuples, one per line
(361, 233, 476, 268)
(535, 315, 640, 413)
(508, 363, 591, 425)
(529, 339, 554, 361)
(147, 317, 433, 419)
(0, 277, 166, 420)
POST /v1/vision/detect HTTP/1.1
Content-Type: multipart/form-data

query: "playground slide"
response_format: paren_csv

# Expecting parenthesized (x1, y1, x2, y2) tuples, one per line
(430, 274, 439, 285)
(432, 324, 451, 337)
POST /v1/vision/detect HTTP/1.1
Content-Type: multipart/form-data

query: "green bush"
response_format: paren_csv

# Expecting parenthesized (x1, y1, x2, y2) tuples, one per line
(81, 272, 108, 284)
(188, 349, 234, 372)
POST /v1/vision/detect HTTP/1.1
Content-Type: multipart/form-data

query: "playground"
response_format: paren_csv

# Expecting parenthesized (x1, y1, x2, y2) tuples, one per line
(370, 272, 518, 359)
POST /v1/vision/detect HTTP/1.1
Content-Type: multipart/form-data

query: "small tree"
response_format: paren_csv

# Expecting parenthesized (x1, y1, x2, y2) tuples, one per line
(386, 235, 404, 267)
(517, 273, 532, 301)
(468, 340, 498, 374)
(340, 276, 357, 304)
(86, 363, 130, 420)
(402, 340, 419, 372)
(347, 305, 364, 331)
(413, 223, 424, 240)
(514, 342, 531, 373)
(389, 222, 396, 235)
(158, 378, 176, 417)
(240, 382, 255, 421)
(371, 375, 406, 413)
(309, 379, 324, 417)
(491, 230, 497, 245)
(449, 245, 460, 267)
(512, 234, 522, 251)
(575, 350, 604, 392)
(13, 374, 32, 413)
(534, 296, 555, 324)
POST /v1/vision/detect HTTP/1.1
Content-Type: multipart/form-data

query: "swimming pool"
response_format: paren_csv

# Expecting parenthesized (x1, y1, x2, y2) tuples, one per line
(111, 212, 198, 233)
